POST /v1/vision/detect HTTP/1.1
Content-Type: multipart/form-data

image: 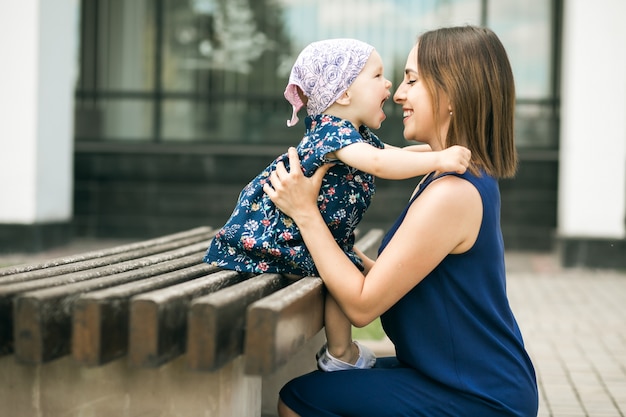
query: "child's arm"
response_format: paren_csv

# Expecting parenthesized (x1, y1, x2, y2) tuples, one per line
(353, 246, 375, 275)
(331, 142, 470, 180)
(385, 143, 432, 152)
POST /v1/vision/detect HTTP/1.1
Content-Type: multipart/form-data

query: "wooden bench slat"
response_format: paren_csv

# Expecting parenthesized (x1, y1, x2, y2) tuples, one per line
(10, 242, 210, 363)
(244, 277, 324, 375)
(1, 240, 210, 302)
(1, 240, 211, 356)
(186, 273, 290, 372)
(127, 270, 249, 368)
(244, 228, 385, 375)
(0, 226, 212, 277)
(0, 231, 214, 285)
(72, 259, 218, 366)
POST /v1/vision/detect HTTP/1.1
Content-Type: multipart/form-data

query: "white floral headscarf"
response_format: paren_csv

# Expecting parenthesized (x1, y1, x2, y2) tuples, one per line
(284, 38, 374, 127)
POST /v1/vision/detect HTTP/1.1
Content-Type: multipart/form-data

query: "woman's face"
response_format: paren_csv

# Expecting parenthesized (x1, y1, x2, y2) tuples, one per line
(393, 45, 450, 150)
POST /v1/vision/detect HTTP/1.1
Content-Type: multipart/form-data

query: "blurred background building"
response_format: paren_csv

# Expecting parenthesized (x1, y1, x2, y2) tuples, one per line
(1, 0, 624, 268)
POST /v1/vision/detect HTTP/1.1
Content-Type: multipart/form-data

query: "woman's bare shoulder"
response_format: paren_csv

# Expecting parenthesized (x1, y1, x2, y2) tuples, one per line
(405, 174, 482, 253)
(428, 174, 480, 201)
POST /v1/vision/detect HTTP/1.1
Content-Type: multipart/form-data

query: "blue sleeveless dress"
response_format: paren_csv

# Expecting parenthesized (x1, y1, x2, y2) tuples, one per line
(204, 114, 384, 277)
(279, 171, 538, 417)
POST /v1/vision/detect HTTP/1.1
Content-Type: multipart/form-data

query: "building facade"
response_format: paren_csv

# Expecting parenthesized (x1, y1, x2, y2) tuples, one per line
(1, 0, 625, 268)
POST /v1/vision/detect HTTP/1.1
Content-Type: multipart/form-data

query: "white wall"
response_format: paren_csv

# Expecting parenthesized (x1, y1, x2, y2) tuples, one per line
(0, 0, 77, 224)
(558, 0, 626, 239)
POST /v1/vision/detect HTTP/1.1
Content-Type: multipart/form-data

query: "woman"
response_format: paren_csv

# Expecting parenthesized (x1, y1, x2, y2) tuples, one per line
(264, 26, 538, 417)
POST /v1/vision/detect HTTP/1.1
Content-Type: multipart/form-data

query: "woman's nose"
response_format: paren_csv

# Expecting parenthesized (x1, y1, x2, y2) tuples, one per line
(393, 85, 405, 104)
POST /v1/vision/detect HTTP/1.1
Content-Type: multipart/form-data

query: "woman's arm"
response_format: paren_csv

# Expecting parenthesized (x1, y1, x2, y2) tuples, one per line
(332, 142, 470, 180)
(264, 148, 481, 327)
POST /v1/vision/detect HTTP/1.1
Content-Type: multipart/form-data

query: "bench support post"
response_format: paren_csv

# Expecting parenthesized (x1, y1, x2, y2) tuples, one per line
(0, 354, 262, 417)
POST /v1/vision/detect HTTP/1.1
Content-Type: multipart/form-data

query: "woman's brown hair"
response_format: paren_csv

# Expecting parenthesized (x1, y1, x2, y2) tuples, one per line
(417, 26, 517, 178)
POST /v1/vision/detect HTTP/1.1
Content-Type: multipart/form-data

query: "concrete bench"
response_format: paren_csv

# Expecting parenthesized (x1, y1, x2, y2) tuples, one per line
(0, 226, 383, 417)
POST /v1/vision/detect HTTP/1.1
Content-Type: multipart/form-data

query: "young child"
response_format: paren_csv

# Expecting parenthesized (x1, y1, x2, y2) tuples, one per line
(204, 38, 470, 371)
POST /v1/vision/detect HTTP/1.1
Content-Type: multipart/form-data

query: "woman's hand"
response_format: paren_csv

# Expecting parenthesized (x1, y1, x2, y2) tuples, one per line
(263, 147, 332, 222)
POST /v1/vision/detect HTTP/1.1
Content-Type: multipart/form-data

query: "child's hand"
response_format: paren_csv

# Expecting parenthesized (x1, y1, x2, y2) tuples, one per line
(439, 145, 471, 174)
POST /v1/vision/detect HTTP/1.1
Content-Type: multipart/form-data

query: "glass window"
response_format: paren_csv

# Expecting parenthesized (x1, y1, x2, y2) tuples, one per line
(488, 0, 557, 149)
(75, 98, 154, 141)
(161, 0, 287, 94)
(76, 0, 558, 149)
(514, 102, 558, 149)
(488, 0, 553, 99)
(78, 0, 155, 91)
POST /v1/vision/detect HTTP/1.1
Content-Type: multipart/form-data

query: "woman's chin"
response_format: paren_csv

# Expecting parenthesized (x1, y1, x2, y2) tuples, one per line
(402, 129, 414, 141)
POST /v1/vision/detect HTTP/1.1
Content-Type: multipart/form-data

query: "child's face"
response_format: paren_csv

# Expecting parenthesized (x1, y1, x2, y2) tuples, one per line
(344, 50, 392, 129)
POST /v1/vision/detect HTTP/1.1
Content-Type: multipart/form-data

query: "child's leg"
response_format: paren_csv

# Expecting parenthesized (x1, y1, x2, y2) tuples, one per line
(318, 292, 375, 371)
(324, 292, 358, 364)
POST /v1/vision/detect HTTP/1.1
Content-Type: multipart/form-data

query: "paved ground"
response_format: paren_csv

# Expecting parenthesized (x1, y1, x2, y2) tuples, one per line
(506, 253, 626, 417)
(1, 244, 625, 416)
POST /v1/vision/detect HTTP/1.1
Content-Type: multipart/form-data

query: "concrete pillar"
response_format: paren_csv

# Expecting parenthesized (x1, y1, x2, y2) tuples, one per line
(0, 0, 78, 252)
(558, 0, 626, 267)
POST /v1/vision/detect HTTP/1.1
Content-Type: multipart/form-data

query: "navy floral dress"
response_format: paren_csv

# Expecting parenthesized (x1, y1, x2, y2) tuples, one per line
(204, 114, 385, 277)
